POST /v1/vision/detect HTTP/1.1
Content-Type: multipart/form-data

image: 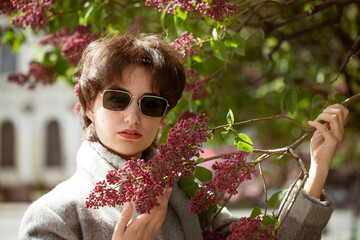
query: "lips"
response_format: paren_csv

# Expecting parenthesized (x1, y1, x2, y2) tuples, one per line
(118, 129, 142, 139)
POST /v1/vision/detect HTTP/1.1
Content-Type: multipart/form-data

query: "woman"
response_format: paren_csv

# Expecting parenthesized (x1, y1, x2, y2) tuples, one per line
(19, 34, 348, 240)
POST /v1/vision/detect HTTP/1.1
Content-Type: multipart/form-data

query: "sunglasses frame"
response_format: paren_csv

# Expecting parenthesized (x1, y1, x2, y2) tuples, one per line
(98, 89, 169, 117)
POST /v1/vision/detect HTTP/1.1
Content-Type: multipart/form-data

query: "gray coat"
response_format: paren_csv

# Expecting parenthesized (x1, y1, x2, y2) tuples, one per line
(19, 140, 334, 239)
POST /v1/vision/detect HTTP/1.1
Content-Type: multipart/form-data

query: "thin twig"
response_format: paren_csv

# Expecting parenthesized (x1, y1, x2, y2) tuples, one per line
(205, 183, 241, 229)
(211, 115, 307, 132)
(276, 171, 303, 219)
(258, 162, 268, 216)
(276, 149, 309, 230)
(269, 0, 353, 30)
(330, 34, 360, 84)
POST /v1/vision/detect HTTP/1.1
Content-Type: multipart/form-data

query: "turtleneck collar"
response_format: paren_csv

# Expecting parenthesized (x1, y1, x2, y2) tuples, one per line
(87, 140, 158, 169)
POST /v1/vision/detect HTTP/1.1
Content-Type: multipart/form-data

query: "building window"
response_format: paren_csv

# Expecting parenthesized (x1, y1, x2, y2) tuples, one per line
(1, 44, 17, 74)
(45, 120, 62, 167)
(1, 121, 15, 168)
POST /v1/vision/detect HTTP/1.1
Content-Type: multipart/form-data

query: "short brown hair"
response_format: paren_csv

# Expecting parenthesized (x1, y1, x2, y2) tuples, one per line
(77, 34, 186, 140)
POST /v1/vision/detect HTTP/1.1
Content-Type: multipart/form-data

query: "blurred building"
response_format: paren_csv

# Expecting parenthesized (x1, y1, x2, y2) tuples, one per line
(0, 23, 82, 202)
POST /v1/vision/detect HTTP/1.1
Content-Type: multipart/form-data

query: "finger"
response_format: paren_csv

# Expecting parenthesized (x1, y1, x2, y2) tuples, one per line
(326, 104, 349, 118)
(132, 188, 173, 226)
(158, 188, 173, 205)
(312, 112, 343, 141)
(146, 188, 173, 233)
(322, 105, 348, 127)
(112, 202, 133, 239)
(308, 120, 338, 147)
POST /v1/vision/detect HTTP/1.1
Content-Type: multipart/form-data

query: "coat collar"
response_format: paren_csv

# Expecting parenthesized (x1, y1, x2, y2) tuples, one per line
(76, 140, 157, 183)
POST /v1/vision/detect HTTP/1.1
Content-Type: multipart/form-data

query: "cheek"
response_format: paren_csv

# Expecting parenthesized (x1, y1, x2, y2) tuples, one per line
(145, 119, 161, 139)
(94, 110, 118, 134)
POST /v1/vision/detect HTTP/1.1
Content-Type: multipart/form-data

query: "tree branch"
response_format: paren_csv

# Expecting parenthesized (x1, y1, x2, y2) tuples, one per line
(269, 0, 353, 31)
(330, 34, 360, 84)
(211, 115, 307, 132)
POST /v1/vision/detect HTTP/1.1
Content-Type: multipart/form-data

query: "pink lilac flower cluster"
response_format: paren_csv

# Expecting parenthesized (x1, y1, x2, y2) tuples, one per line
(145, 0, 202, 15)
(185, 69, 212, 101)
(189, 151, 256, 214)
(203, 229, 225, 240)
(73, 102, 81, 114)
(73, 82, 81, 114)
(40, 25, 97, 66)
(212, 152, 256, 195)
(8, 61, 55, 89)
(190, 181, 221, 214)
(227, 217, 277, 240)
(145, 0, 238, 21)
(0, 0, 17, 15)
(86, 159, 166, 214)
(86, 113, 211, 214)
(0, 0, 54, 30)
(170, 31, 197, 57)
(207, 0, 238, 21)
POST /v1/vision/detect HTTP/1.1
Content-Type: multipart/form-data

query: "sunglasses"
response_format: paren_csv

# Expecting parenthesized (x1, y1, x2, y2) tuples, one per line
(98, 90, 169, 117)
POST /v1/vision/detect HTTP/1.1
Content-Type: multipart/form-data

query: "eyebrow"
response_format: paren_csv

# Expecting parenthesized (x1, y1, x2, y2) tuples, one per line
(105, 87, 159, 97)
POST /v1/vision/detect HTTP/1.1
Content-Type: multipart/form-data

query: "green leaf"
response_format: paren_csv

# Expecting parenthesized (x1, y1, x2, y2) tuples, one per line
(192, 55, 202, 63)
(221, 130, 229, 137)
(311, 94, 325, 108)
(261, 215, 278, 227)
(198, 204, 217, 223)
(160, 4, 170, 27)
(83, 5, 95, 25)
(329, 94, 345, 105)
(174, 7, 187, 20)
(42, 51, 57, 67)
(210, 40, 229, 62)
(195, 166, 213, 182)
(234, 133, 253, 153)
(250, 207, 262, 220)
(91, 6, 106, 32)
(55, 56, 69, 75)
(280, 88, 298, 113)
(179, 175, 199, 198)
(284, 75, 293, 85)
(226, 109, 234, 124)
(267, 189, 288, 208)
(279, 89, 286, 112)
(231, 35, 246, 56)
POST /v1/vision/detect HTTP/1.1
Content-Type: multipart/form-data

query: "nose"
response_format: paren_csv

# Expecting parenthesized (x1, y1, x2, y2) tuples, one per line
(123, 99, 141, 125)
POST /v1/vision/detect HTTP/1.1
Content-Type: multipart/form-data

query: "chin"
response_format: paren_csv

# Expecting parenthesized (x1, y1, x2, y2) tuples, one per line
(114, 148, 143, 160)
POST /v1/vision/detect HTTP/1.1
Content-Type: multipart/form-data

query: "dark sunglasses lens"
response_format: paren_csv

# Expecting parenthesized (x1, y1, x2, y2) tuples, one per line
(103, 91, 131, 111)
(140, 96, 167, 117)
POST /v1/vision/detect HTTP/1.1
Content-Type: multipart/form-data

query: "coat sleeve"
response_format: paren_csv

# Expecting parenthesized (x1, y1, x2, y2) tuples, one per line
(19, 202, 80, 240)
(207, 207, 238, 236)
(276, 181, 334, 240)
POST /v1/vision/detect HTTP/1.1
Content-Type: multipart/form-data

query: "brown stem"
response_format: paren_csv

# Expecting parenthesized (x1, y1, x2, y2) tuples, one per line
(211, 115, 307, 132)
(276, 149, 309, 230)
(330, 34, 360, 84)
(204, 93, 360, 166)
(276, 172, 303, 220)
(205, 183, 241, 230)
(258, 162, 268, 216)
(269, 0, 353, 31)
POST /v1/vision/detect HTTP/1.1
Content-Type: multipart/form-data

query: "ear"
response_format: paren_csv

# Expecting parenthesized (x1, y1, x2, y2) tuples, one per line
(85, 102, 94, 122)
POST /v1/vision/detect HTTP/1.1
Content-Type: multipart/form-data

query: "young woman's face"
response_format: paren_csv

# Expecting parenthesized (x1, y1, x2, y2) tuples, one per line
(86, 65, 163, 160)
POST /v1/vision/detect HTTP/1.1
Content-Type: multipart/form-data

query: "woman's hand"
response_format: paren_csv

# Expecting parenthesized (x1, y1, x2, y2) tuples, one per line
(112, 188, 172, 240)
(303, 104, 349, 198)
